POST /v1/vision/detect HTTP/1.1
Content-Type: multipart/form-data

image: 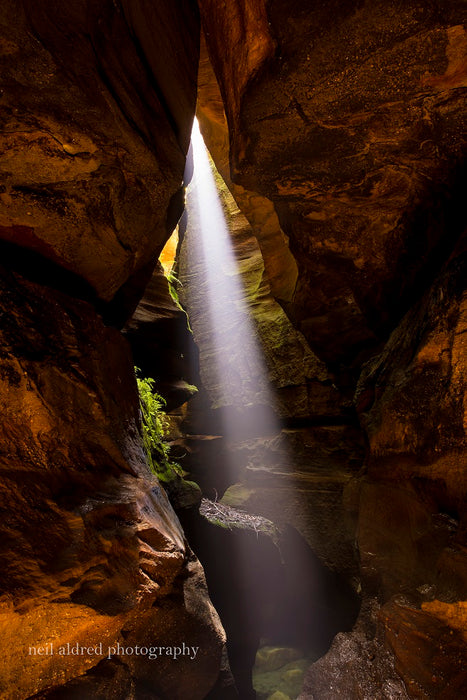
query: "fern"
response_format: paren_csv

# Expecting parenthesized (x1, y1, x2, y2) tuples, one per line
(136, 369, 181, 482)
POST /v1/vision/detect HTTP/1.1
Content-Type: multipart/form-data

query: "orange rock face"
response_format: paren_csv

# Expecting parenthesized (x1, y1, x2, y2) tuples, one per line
(0, 0, 199, 308)
(381, 599, 467, 697)
(196, 0, 275, 150)
(1, 0, 467, 697)
(197, 36, 298, 306)
(200, 0, 467, 362)
(199, 1, 467, 696)
(0, 267, 225, 699)
(357, 240, 467, 596)
(0, 2, 230, 697)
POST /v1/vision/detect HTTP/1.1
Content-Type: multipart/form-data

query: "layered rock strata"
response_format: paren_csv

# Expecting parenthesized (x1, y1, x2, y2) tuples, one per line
(178, 149, 365, 577)
(198, 2, 467, 697)
(1, 0, 199, 318)
(0, 267, 225, 699)
(0, 1, 230, 698)
(199, 0, 467, 364)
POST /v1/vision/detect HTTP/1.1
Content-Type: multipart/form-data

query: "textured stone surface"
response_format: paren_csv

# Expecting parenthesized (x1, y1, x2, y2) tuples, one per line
(344, 236, 467, 696)
(220, 424, 364, 576)
(299, 600, 409, 700)
(0, 4, 232, 696)
(356, 236, 467, 599)
(200, 0, 467, 363)
(253, 650, 309, 700)
(197, 4, 467, 696)
(304, 596, 467, 699)
(180, 499, 358, 700)
(0, 268, 225, 699)
(179, 137, 348, 419)
(381, 598, 467, 699)
(197, 36, 298, 305)
(0, 0, 199, 312)
(3, 1, 467, 697)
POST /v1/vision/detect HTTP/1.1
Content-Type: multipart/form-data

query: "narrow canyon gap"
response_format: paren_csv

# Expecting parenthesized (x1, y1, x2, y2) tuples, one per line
(0, 1, 467, 700)
(176, 119, 360, 698)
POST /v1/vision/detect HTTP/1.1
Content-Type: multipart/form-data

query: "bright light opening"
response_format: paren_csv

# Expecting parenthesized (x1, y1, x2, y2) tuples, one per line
(159, 227, 179, 275)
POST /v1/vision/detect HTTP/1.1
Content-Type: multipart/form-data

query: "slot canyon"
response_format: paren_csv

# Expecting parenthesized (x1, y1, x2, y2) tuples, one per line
(1, 1, 467, 698)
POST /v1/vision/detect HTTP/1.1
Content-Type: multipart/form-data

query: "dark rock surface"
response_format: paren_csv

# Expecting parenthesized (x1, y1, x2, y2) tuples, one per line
(2, 1, 467, 697)
(0, 4, 231, 696)
(299, 600, 410, 700)
(355, 234, 467, 597)
(179, 499, 359, 700)
(123, 261, 200, 410)
(197, 3, 467, 697)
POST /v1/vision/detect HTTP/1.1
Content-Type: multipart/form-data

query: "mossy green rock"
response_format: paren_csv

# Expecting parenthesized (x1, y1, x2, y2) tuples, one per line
(267, 692, 292, 700)
(221, 483, 254, 508)
(165, 476, 202, 510)
(281, 668, 304, 685)
(253, 655, 309, 700)
(255, 646, 302, 673)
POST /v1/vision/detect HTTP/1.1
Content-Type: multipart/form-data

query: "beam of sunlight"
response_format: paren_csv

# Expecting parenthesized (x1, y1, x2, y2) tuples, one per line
(185, 118, 278, 425)
(180, 119, 359, 700)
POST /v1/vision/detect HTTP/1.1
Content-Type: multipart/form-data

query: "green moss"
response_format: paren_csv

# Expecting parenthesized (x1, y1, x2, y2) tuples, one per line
(164, 269, 196, 337)
(136, 369, 182, 483)
(166, 270, 183, 309)
(182, 382, 199, 397)
(221, 484, 255, 508)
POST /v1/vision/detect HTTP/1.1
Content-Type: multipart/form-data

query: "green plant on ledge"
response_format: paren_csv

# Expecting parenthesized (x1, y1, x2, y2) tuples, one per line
(135, 369, 181, 484)
(166, 269, 183, 309)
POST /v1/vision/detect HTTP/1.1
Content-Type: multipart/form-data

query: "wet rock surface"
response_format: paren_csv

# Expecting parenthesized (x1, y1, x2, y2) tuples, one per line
(299, 600, 410, 700)
(253, 647, 311, 700)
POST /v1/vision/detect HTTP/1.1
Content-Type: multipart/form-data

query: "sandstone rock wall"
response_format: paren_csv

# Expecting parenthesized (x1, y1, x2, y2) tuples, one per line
(197, 36, 298, 306)
(2, 0, 467, 696)
(0, 2, 229, 698)
(0, 267, 225, 699)
(199, 2, 467, 696)
(1, 0, 199, 318)
(199, 0, 467, 364)
(178, 115, 365, 578)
